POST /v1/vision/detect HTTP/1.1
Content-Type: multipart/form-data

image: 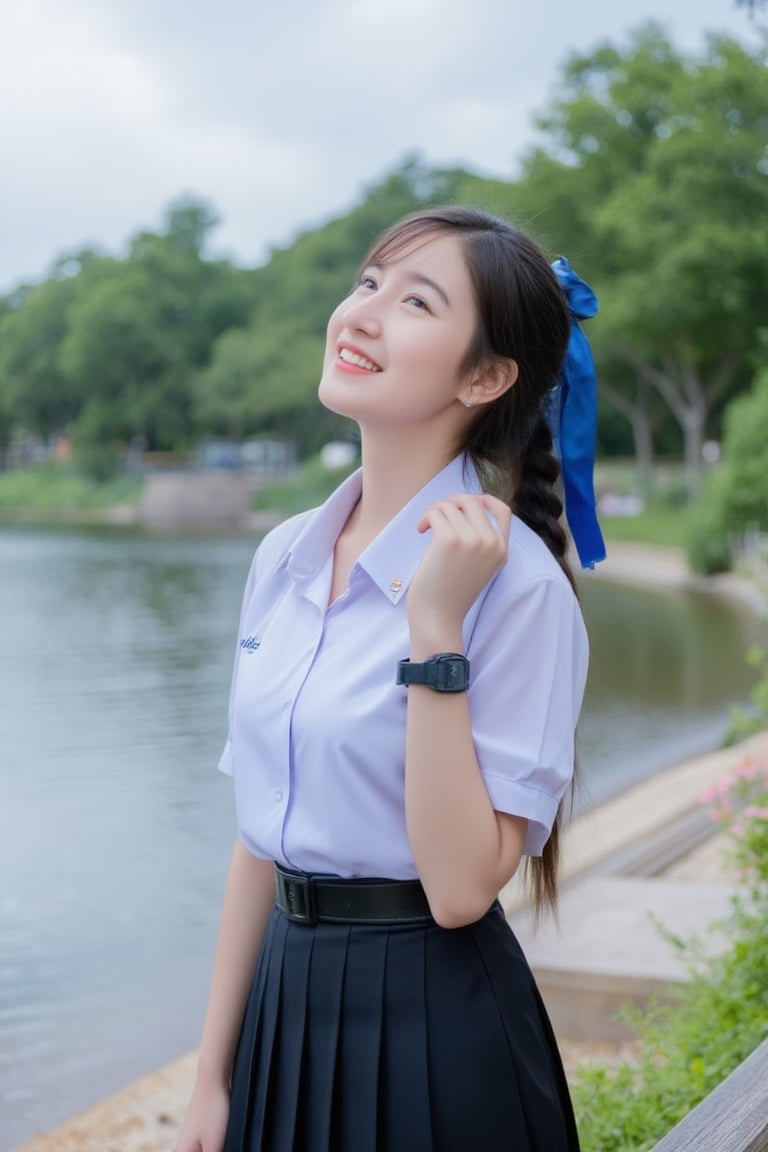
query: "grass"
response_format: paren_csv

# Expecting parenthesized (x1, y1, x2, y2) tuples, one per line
(0, 464, 143, 511)
(251, 453, 360, 517)
(600, 505, 693, 549)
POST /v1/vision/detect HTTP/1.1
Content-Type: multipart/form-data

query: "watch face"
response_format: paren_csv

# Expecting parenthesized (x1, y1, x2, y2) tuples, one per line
(435, 656, 469, 692)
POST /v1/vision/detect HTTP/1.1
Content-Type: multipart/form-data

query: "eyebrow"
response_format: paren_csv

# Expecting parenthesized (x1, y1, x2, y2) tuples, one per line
(368, 263, 451, 308)
(410, 272, 451, 308)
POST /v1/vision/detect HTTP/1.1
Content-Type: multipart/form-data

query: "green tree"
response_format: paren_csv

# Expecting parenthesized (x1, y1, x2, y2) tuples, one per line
(59, 197, 257, 450)
(0, 272, 83, 439)
(194, 322, 329, 447)
(507, 25, 768, 493)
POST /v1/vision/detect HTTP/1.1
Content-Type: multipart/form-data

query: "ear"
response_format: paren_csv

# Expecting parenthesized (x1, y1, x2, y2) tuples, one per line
(463, 358, 518, 408)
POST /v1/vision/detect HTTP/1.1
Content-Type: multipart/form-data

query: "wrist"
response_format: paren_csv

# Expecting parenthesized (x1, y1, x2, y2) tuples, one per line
(407, 619, 463, 661)
(195, 1057, 232, 1094)
(397, 652, 470, 693)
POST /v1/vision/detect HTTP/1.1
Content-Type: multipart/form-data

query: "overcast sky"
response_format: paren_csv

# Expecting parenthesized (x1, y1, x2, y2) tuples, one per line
(1, 0, 758, 294)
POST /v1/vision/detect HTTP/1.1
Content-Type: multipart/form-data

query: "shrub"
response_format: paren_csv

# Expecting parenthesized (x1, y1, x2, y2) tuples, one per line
(719, 368, 768, 533)
(685, 473, 731, 575)
(572, 753, 768, 1152)
(728, 647, 768, 744)
(74, 443, 123, 483)
(685, 368, 768, 574)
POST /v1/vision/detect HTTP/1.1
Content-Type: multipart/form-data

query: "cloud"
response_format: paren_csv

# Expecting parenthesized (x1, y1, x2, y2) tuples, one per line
(0, 0, 752, 292)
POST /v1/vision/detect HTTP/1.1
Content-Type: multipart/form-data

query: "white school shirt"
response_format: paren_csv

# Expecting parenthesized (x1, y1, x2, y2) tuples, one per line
(219, 453, 588, 879)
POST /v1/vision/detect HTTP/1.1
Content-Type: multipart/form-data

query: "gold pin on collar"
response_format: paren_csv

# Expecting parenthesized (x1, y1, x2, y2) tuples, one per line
(389, 578, 403, 596)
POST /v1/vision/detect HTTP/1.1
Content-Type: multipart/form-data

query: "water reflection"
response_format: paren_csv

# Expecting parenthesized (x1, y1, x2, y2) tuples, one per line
(578, 577, 763, 805)
(583, 579, 756, 707)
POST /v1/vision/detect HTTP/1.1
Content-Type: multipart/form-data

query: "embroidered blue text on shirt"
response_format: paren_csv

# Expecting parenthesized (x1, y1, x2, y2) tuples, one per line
(240, 634, 261, 652)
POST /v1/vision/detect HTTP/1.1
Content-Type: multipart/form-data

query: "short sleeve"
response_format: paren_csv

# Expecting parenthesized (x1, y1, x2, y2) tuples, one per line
(467, 574, 588, 856)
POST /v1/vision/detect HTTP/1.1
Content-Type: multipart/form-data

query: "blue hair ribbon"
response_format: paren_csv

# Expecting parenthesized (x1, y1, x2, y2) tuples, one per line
(549, 257, 606, 570)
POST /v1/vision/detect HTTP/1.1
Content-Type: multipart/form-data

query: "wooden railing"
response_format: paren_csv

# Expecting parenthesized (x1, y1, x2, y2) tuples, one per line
(650, 1037, 768, 1152)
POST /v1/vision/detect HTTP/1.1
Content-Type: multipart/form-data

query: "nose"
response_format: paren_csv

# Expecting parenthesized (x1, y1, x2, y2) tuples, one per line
(341, 292, 382, 336)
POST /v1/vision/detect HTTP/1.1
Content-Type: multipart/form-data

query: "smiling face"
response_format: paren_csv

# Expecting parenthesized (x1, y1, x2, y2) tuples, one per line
(318, 233, 480, 438)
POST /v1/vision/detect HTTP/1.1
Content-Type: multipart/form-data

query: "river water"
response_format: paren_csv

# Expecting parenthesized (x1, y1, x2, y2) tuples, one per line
(0, 525, 764, 1150)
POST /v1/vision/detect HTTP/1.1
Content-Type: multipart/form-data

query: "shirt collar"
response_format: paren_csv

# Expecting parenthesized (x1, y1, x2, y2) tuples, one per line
(285, 454, 484, 605)
(360, 453, 483, 604)
(285, 467, 364, 585)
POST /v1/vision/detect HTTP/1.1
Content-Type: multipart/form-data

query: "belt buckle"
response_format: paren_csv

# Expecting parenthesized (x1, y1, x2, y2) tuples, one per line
(278, 870, 317, 925)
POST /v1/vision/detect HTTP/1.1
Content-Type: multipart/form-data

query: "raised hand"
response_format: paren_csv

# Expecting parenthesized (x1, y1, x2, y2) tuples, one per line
(407, 493, 511, 639)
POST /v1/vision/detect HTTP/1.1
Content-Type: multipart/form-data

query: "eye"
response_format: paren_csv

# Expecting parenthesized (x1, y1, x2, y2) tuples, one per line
(405, 295, 429, 311)
(358, 273, 377, 291)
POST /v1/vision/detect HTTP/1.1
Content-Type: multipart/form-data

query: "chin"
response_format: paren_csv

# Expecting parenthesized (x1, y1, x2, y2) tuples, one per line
(318, 378, 360, 421)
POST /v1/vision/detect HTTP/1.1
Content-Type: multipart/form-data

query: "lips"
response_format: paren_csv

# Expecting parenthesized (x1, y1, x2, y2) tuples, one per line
(337, 343, 382, 372)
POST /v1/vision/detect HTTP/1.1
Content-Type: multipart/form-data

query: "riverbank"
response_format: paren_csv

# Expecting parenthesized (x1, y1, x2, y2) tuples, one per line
(582, 540, 767, 617)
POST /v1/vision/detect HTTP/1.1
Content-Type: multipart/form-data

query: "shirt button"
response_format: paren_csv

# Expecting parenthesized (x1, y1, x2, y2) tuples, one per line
(273, 789, 284, 803)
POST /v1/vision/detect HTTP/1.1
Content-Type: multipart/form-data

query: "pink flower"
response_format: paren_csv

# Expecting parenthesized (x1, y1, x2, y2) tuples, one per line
(744, 806, 768, 820)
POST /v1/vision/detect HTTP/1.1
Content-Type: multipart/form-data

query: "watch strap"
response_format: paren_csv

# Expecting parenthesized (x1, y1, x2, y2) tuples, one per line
(396, 653, 470, 693)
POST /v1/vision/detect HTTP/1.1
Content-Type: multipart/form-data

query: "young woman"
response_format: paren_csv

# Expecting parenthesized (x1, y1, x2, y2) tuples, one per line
(174, 205, 602, 1152)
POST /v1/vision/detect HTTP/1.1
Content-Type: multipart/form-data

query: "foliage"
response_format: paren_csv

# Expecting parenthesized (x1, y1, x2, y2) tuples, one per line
(686, 367, 768, 572)
(74, 442, 124, 483)
(193, 323, 330, 449)
(506, 25, 768, 491)
(717, 368, 768, 532)
(728, 647, 768, 743)
(573, 755, 768, 1151)
(0, 272, 84, 437)
(0, 197, 258, 456)
(685, 469, 732, 575)
(0, 464, 142, 511)
(685, 513, 732, 576)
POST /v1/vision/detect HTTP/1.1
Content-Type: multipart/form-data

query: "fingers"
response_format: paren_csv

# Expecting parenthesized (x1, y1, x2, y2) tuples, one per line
(416, 493, 511, 547)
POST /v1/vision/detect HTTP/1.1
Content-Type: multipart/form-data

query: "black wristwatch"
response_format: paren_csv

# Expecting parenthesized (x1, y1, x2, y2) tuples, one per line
(396, 653, 470, 693)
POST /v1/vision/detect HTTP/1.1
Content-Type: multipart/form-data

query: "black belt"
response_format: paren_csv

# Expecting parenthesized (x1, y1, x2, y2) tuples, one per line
(274, 863, 433, 925)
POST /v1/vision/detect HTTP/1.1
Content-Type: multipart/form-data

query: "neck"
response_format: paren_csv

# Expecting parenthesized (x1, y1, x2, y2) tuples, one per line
(351, 427, 461, 539)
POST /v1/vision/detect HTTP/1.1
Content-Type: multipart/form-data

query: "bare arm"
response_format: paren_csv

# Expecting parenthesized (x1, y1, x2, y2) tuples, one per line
(404, 637, 526, 929)
(174, 840, 275, 1152)
(404, 493, 526, 929)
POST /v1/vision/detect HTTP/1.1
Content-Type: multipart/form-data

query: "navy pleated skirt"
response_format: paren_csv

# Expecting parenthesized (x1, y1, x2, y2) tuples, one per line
(224, 901, 580, 1152)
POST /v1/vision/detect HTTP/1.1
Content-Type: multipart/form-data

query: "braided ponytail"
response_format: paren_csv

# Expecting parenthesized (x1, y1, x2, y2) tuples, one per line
(366, 206, 582, 918)
(513, 415, 579, 917)
(513, 415, 576, 595)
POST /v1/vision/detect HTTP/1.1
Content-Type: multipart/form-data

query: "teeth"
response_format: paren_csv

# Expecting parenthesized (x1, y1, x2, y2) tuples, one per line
(339, 347, 381, 371)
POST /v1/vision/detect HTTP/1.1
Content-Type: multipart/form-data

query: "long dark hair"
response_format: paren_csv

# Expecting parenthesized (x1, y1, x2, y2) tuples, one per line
(365, 206, 576, 916)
